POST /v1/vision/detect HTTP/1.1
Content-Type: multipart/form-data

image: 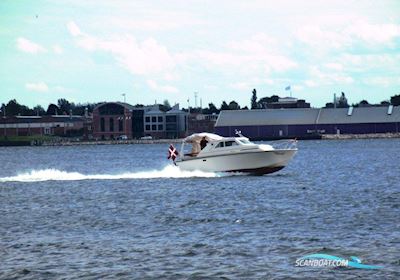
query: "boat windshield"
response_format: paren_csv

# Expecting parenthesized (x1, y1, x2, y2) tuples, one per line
(237, 138, 252, 145)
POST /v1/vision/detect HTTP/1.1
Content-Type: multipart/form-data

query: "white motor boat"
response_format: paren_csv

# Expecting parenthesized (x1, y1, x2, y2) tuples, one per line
(168, 132, 297, 175)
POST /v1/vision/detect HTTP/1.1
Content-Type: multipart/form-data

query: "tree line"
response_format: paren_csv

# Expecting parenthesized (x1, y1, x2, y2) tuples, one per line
(0, 99, 97, 117)
(1, 91, 400, 117)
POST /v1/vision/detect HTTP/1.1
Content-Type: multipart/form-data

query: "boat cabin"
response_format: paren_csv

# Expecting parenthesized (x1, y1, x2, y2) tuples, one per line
(180, 132, 256, 158)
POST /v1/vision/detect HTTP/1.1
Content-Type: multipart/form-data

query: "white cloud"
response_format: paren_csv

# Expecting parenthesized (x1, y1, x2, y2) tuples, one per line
(292, 85, 304, 91)
(25, 82, 49, 92)
(347, 20, 400, 45)
(307, 66, 354, 87)
(304, 80, 318, 87)
(54, 86, 73, 93)
(67, 21, 82, 36)
(16, 37, 47, 54)
(189, 43, 297, 74)
(105, 15, 205, 31)
(295, 25, 351, 49)
(229, 82, 251, 90)
(68, 21, 176, 76)
(295, 18, 400, 50)
(53, 45, 63, 54)
(363, 76, 400, 87)
(163, 72, 180, 82)
(146, 80, 179, 93)
(325, 63, 343, 71)
(203, 84, 218, 90)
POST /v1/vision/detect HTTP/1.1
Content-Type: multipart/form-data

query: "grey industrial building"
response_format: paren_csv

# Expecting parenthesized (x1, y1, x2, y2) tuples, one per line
(215, 106, 400, 139)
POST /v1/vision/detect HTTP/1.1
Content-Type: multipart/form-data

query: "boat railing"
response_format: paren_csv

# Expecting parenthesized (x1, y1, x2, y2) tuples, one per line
(269, 139, 298, 150)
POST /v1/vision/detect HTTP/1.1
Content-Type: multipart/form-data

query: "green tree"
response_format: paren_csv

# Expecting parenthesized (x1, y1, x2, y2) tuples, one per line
(208, 103, 219, 114)
(163, 99, 171, 110)
(337, 92, 349, 108)
(228, 100, 240, 110)
(251, 88, 258, 109)
(33, 105, 46, 116)
(220, 101, 229, 110)
(46, 104, 60, 115)
(203, 103, 219, 114)
(58, 98, 73, 114)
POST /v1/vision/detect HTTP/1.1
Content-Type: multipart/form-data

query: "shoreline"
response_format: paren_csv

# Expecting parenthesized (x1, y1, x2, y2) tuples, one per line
(1, 133, 400, 147)
(321, 132, 400, 140)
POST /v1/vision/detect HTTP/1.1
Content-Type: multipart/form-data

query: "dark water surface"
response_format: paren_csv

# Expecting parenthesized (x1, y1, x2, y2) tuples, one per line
(0, 139, 399, 279)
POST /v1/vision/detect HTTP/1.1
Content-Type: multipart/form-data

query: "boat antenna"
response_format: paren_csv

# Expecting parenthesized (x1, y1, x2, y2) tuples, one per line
(234, 129, 244, 137)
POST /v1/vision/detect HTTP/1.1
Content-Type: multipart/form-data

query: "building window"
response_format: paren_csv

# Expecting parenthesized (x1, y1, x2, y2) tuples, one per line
(145, 125, 150, 130)
(119, 118, 123, 132)
(166, 115, 177, 122)
(152, 116, 157, 122)
(158, 116, 163, 122)
(109, 118, 114, 132)
(158, 124, 163, 130)
(166, 123, 177, 131)
(145, 116, 150, 122)
(100, 117, 105, 132)
(152, 124, 157, 130)
(44, 127, 51, 135)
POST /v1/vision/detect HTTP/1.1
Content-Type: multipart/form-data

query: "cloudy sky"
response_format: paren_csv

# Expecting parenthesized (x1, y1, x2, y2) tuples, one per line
(1, 0, 400, 108)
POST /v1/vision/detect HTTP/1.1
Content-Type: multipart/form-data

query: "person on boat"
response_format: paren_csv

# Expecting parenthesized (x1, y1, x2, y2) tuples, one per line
(200, 136, 208, 150)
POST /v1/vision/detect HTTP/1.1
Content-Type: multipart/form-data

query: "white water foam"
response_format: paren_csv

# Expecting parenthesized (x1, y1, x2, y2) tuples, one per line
(0, 165, 223, 182)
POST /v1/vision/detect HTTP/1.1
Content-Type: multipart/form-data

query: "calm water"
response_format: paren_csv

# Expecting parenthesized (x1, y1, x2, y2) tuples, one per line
(0, 139, 399, 279)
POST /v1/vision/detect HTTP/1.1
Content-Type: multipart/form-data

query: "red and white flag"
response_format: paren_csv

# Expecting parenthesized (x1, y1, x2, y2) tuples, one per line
(167, 144, 179, 161)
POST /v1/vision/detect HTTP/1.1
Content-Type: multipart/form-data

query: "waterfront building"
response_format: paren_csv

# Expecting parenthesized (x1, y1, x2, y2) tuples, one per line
(261, 97, 311, 109)
(0, 115, 92, 138)
(188, 113, 218, 134)
(215, 105, 400, 139)
(93, 102, 188, 140)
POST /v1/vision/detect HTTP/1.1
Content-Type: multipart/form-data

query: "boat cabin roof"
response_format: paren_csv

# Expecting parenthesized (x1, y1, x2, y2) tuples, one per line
(183, 132, 223, 143)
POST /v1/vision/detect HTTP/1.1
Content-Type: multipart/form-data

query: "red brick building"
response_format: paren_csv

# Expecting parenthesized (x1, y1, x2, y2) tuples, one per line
(92, 102, 146, 140)
(0, 115, 92, 138)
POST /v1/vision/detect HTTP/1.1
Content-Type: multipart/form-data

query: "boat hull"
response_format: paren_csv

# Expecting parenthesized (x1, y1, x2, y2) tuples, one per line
(176, 149, 297, 175)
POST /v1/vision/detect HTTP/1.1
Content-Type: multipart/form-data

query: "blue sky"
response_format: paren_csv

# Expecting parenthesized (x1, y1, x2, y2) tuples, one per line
(1, 0, 400, 108)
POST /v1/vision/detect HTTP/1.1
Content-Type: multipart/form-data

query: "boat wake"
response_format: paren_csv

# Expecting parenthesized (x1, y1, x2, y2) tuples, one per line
(0, 165, 226, 182)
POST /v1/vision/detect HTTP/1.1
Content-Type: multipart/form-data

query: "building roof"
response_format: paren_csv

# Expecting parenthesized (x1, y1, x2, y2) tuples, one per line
(93, 102, 138, 111)
(145, 105, 164, 115)
(166, 104, 186, 114)
(0, 115, 86, 124)
(215, 106, 400, 127)
(317, 106, 400, 124)
(215, 108, 320, 126)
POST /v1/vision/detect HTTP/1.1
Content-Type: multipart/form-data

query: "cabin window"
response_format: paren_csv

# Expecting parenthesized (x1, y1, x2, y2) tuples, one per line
(216, 141, 237, 148)
(225, 141, 237, 147)
(215, 142, 225, 148)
